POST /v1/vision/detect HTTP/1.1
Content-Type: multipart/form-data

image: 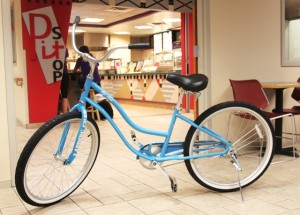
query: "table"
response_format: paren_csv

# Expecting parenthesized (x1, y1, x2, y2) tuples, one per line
(261, 82, 300, 157)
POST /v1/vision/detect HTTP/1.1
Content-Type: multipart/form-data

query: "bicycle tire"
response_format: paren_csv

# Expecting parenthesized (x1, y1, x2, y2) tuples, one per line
(15, 112, 100, 206)
(184, 101, 274, 192)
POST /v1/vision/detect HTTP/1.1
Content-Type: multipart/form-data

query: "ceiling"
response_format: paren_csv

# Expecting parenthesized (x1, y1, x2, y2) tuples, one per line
(70, 3, 181, 36)
(69, 1, 300, 34)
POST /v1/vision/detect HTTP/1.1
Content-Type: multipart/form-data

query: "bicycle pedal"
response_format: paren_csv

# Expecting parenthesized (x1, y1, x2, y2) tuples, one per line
(152, 161, 178, 192)
(170, 176, 177, 192)
(130, 130, 142, 147)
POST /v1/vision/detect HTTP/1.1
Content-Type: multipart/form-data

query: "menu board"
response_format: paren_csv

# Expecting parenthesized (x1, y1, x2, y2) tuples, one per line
(163, 31, 172, 51)
(154, 31, 173, 53)
(153, 33, 162, 53)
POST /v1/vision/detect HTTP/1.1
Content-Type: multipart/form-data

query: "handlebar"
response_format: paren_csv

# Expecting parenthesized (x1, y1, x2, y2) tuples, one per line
(71, 16, 150, 64)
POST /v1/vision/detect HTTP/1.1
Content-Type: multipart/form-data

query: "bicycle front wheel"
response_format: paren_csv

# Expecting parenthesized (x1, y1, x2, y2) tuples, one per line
(15, 112, 100, 206)
(184, 101, 274, 192)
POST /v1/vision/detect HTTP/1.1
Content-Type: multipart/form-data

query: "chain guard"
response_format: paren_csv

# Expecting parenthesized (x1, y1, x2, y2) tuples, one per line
(138, 144, 162, 170)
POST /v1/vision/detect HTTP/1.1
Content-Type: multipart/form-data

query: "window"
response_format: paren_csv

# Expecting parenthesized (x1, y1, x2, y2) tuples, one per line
(282, 0, 300, 66)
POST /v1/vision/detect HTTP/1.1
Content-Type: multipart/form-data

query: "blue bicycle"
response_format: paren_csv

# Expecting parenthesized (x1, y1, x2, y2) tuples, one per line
(15, 16, 275, 206)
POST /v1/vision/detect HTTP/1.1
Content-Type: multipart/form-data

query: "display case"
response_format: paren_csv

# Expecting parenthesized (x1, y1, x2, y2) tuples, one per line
(154, 51, 173, 65)
(173, 48, 182, 70)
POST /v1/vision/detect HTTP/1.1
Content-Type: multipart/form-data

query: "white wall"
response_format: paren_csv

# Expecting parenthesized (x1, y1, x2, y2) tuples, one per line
(110, 35, 131, 66)
(12, 1, 28, 127)
(0, 2, 11, 186)
(208, 0, 300, 110)
(0, 0, 16, 187)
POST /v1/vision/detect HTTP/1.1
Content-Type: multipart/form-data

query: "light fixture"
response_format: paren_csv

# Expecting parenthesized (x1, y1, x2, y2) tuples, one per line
(134, 25, 153, 30)
(68, 29, 86, 33)
(81, 18, 104, 23)
(162, 18, 181, 23)
(114, 31, 130, 35)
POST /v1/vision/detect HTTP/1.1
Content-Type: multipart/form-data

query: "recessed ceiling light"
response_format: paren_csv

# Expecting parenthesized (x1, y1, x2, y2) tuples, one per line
(114, 31, 130, 35)
(162, 18, 181, 23)
(150, 22, 165, 26)
(81, 18, 104, 23)
(134, 25, 153, 30)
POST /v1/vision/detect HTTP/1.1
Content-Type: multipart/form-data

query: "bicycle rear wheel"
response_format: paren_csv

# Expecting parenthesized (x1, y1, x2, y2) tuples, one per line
(15, 112, 100, 206)
(184, 101, 274, 192)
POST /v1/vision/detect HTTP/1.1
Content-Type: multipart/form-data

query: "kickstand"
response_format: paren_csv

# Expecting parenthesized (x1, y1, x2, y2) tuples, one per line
(231, 153, 244, 203)
(152, 161, 177, 192)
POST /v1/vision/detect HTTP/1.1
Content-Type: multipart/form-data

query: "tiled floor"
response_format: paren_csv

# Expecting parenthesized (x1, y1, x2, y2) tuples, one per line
(1, 102, 300, 215)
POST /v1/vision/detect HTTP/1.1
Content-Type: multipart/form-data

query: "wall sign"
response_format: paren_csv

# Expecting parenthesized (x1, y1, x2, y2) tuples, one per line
(22, 6, 66, 84)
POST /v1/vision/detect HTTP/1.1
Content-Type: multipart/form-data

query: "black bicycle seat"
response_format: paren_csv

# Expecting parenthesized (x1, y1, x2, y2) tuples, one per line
(167, 74, 208, 92)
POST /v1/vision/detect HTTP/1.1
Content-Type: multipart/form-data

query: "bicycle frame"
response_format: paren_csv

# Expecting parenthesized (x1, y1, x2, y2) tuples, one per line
(60, 75, 232, 165)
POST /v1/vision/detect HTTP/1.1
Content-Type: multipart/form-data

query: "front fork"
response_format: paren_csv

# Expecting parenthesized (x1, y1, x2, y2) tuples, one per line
(54, 103, 88, 165)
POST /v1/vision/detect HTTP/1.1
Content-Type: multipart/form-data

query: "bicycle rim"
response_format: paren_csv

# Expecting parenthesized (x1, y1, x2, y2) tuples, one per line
(16, 112, 100, 206)
(184, 102, 274, 192)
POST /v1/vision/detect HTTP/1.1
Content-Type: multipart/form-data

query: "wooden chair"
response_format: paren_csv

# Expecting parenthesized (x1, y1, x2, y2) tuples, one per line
(86, 89, 101, 122)
(65, 98, 70, 112)
(230, 79, 297, 163)
(58, 96, 70, 114)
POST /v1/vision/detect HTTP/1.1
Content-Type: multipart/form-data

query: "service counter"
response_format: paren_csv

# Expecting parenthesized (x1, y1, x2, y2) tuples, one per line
(100, 70, 180, 104)
(68, 70, 181, 106)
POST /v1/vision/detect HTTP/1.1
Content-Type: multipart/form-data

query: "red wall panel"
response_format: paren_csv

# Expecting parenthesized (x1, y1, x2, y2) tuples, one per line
(21, 1, 72, 123)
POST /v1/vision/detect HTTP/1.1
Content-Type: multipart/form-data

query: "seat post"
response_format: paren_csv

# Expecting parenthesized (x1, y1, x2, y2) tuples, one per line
(175, 89, 186, 111)
(175, 89, 201, 111)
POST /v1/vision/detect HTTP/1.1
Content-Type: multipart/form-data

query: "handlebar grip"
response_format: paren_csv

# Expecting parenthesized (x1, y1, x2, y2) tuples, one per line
(74, 16, 81, 24)
(128, 43, 150, 49)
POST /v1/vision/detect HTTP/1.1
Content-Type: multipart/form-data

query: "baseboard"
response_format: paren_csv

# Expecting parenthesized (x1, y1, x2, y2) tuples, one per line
(26, 122, 44, 129)
(16, 118, 43, 129)
(0, 180, 11, 188)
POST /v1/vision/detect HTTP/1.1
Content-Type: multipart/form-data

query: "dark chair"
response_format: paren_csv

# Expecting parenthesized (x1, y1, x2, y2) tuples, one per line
(279, 77, 300, 143)
(280, 77, 300, 114)
(291, 82, 300, 102)
(230, 79, 296, 163)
